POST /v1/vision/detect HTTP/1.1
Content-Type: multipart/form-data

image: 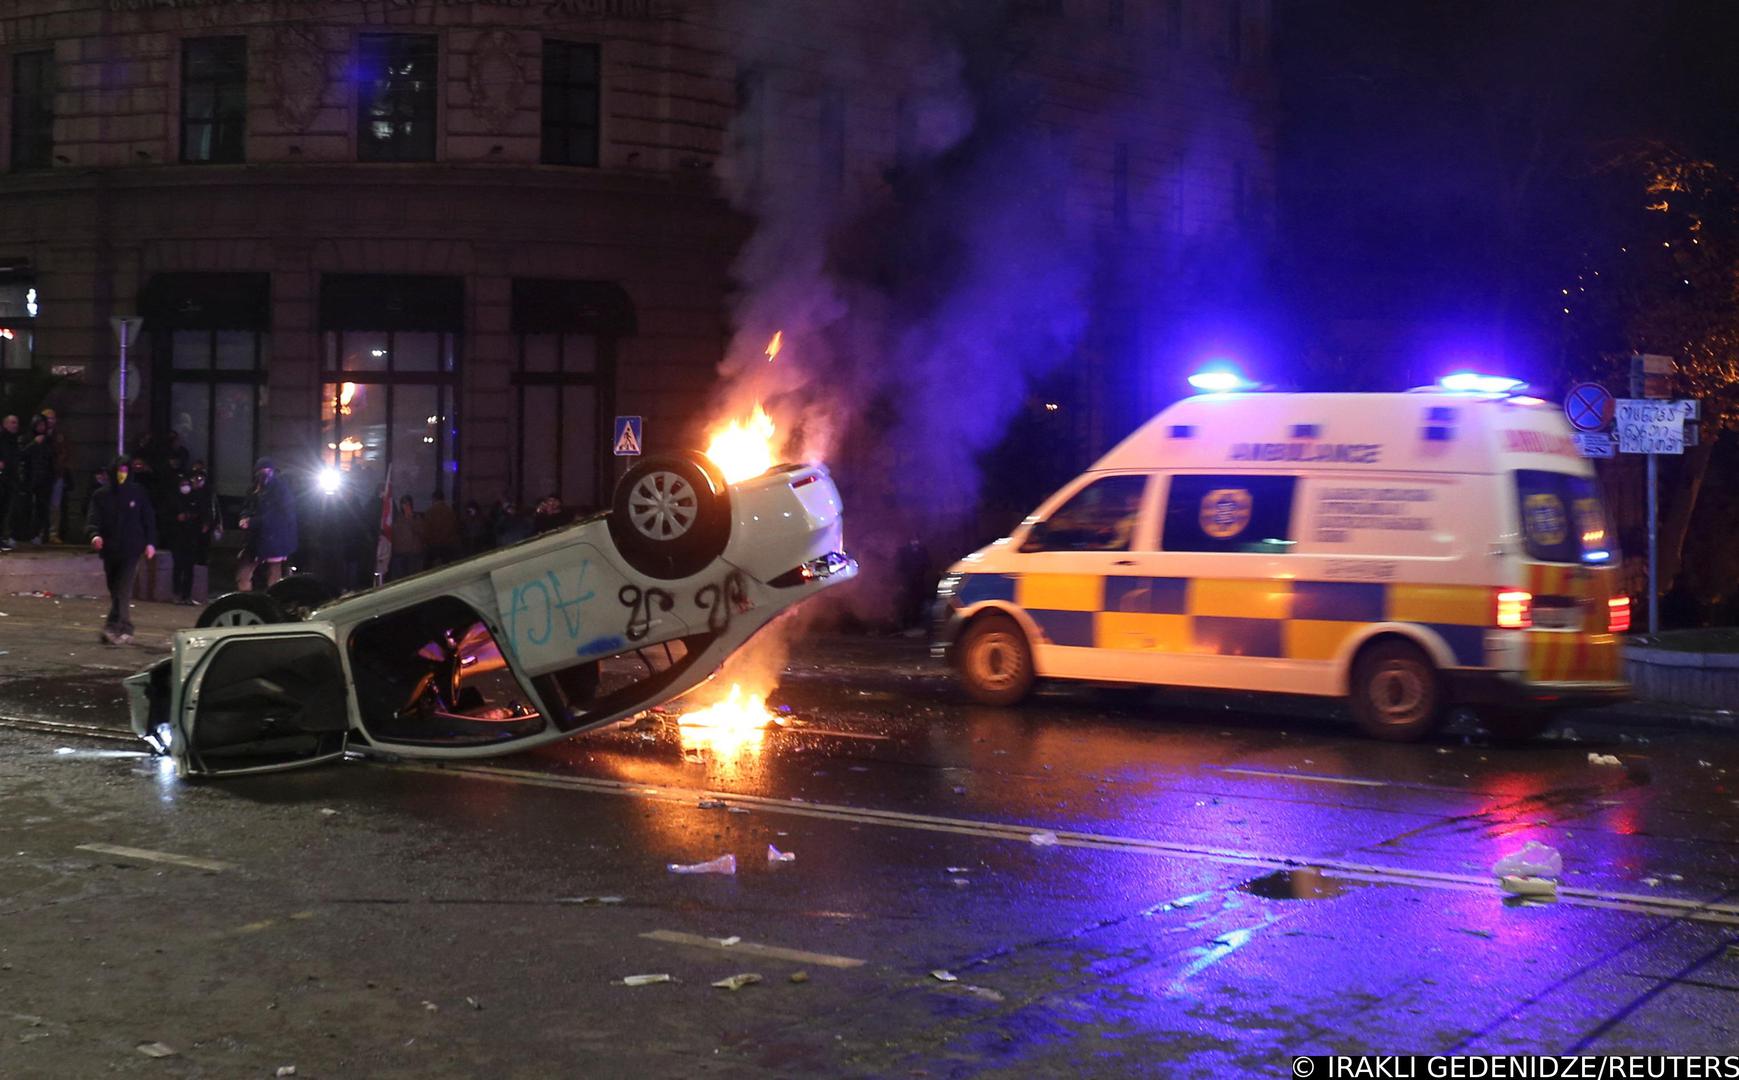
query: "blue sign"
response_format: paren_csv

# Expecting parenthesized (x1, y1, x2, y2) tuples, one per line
(1565, 383, 1614, 433)
(612, 415, 643, 456)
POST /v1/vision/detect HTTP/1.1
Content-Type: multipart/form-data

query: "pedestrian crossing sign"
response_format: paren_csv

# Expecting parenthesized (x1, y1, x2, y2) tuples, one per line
(613, 415, 643, 456)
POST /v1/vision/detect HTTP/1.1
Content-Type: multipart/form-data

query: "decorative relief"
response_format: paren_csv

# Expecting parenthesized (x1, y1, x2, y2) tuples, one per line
(265, 25, 327, 134)
(469, 31, 529, 135)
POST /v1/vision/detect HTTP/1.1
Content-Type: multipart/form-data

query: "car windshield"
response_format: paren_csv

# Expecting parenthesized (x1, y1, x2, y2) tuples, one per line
(1513, 469, 1617, 565)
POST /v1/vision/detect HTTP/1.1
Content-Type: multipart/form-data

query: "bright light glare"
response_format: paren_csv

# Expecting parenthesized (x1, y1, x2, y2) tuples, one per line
(1188, 366, 1254, 393)
(318, 467, 343, 495)
(1440, 372, 1525, 394)
(1585, 549, 1611, 563)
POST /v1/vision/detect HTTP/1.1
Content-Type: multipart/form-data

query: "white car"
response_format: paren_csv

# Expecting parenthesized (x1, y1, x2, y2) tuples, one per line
(127, 452, 856, 777)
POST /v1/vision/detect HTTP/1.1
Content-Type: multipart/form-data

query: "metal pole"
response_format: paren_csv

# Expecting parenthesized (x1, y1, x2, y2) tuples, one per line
(116, 334, 127, 457)
(1646, 451, 1659, 634)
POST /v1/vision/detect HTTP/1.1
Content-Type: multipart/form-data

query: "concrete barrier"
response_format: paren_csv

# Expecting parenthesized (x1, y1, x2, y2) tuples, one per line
(1623, 645, 1739, 712)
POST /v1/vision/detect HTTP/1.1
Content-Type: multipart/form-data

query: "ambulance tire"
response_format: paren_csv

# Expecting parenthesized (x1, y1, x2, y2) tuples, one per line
(608, 452, 732, 580)
(1481, 708, 1556, 745)
(1349, 639, 1443, 741)
(956, 613, 1035, 707)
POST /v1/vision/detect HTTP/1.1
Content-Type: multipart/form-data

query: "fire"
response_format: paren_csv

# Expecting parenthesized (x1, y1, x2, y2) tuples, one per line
(678, 683, 777, 761)
(703, 403, 777, 484)
(765, 330, 783, 362)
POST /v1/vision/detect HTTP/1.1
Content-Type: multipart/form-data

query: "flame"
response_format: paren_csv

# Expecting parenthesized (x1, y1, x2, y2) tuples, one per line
(765, 331, 783, 362)
(678, 683, 775, 761)
(703, 403, 777, 484)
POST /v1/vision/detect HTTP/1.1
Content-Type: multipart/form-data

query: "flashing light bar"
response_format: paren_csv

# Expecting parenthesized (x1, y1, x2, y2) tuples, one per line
(1188, 367, 1256, 393)
(1440, 373, 1526, 395)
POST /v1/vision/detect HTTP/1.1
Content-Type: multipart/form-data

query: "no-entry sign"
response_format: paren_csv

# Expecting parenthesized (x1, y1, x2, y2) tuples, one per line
(1564, 382, 1614, 432)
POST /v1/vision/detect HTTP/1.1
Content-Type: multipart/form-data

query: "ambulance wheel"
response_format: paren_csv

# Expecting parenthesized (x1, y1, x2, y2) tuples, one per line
(956, 613, 1035, 707)
(266, 574, 338, 620)
(1349, 639, 1443, 741)
(1481, 708, 1556, 745)
(195, 592, 288, 629)
(608, 451, 732, 580)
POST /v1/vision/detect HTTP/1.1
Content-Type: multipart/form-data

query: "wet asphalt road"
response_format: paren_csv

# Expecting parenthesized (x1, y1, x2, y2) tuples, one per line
(2, 617, 1738, 1077)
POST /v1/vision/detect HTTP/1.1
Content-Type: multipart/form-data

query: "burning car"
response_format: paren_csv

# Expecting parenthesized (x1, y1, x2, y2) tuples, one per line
(127, 451, 855, 777)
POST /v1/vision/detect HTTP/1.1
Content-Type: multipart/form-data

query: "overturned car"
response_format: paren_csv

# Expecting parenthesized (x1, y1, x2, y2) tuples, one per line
(128, 452, 856, 777)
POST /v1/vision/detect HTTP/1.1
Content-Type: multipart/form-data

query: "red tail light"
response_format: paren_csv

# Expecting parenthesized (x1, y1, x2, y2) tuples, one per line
(1607, 595, 1631, 634)
(1495, 589, 1532, 629)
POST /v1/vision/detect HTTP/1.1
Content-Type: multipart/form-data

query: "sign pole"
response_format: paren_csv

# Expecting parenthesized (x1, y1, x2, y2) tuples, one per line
(1646, 451, 1659, 634)
(109, 316, 143, 458)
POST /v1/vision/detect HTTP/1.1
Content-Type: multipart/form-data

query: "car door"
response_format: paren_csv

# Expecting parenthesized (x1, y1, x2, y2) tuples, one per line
(169, 623, 351, 777)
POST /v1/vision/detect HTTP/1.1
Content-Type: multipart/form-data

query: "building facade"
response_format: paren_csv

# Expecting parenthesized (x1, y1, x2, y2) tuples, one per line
(0, 0, 1273, 536)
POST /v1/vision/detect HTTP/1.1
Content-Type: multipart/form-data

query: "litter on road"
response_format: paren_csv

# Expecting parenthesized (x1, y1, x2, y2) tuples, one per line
(276, 1067, 297, 1077)
(712, 973, 762, 990)
(713, 936, 742, 947)
(621, 974, 672, 987)
(668, 854, 737, 875)
(1491, 841, 1561, 879)
(789, 971, 810, 983)
(136, 1042, 176, 1058)
(1029, 831, 1060, 846)
(698, 799, 727, 809)
(1588, 753, 1622, 767)
(767, 845, 796, 863)
(931, 970, 959, 982)
(1499, 876, 1558, 902)
(556, 895, 625, 905)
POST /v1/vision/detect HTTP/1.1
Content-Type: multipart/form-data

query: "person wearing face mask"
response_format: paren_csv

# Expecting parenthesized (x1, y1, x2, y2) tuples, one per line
(87, 455, 156, 645)
(168, 470, 209, 605)
(235, 457, 298, 590)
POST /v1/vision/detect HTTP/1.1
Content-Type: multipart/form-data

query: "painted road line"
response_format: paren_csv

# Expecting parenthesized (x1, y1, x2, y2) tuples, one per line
(788, 729, 893, 741)
(640, 930, 866, 969)
(388, 763, 1739, 927)
(77, 842, 233, 872)
(0, 714, 139, 744)
(1219, 768, 1390, 788)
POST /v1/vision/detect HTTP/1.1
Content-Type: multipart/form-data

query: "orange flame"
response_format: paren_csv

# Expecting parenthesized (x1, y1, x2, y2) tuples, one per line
(765, 330, 783, 362)
(677, 683, 776, 761)
(703, 403, 777, 484)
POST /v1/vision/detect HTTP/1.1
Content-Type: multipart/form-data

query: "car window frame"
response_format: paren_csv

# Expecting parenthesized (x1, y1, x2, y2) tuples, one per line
(1018, 471, 1155, 554)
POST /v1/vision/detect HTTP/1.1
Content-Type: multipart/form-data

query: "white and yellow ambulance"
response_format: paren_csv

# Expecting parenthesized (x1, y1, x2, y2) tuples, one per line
(932, 380, 1631, 741)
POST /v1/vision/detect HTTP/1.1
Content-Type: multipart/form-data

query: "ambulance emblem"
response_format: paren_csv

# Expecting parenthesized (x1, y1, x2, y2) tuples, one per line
(1200, 489, 1253, 539)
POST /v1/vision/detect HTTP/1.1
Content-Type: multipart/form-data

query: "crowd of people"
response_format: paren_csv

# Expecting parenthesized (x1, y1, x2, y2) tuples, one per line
(0, 410, 72, 551)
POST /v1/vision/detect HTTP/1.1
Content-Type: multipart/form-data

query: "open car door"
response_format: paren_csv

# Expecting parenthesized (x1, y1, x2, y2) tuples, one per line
(170, 624, 351, 777)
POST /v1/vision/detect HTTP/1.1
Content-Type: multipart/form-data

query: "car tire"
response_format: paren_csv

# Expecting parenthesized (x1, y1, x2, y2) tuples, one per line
(195, 592, 288, 629)
(1349, 639, 1443, 741)
(608, 451, 732, 580)
(956, 613, 1036, 706)
(1481, 708, 1555, 745)
(266, 574, 338, 620)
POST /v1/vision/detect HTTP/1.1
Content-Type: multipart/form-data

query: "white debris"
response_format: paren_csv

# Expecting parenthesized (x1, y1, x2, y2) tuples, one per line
(697, 799, 727, 810)
(767, 845, 796, 863)
(621, 974, 672, 987)
(1587, 753, 1622, 767)
(668, 854, 737, 875)
(1499, 876, 1558, 901)
(136, 1042, 176, 1058)
(1491, 841, 1562, 880)
(422, 1001, 439, 1012)
(1668, 873, 1684, 882)
(951, 878, 970, 887)
(711, 973, 762, 991)
(713, 936, 742, 947)
(466, 997, 481, 1011)
(556, 895, 624, 905)
(319, 808, 338, 816)
(930, 970, 959, 983)
(946, 867, 971, 874)
(1642, 877, 1662, 887)
(276, 1067, 298, 1078)
(1029, 831, 1060, 846)
(964, 985, 1005, 1002)
(1698, 760, 1713, 768)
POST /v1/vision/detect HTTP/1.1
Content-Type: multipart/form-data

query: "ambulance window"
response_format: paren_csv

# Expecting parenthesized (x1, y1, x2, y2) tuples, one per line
(1021, 475, 1147, 553)
(1514, 469, 1616, 564)
(1162, 474, 1297, 553)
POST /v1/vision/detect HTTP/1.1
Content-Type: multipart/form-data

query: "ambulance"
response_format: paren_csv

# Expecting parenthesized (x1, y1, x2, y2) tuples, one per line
(932, 375, 1631, 741)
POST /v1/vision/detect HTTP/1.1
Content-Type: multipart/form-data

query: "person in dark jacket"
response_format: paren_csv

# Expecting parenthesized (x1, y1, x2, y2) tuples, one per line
(168, 470, 210, 605)
(235, 457, 299, 590)
(0, 413, 19, 550)
(18, 415, 54, 544)
(87, 455, 156, 644)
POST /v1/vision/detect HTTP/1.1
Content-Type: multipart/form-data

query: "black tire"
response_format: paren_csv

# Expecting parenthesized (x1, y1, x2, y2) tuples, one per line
(955, 613, 1036, 707)
(1481, 708, 1556, 745)
(608, 451, 732, 580)
(266, 574, 338, 620)
(195, 592, 288, 629)
(1348, 639, 1443, 741)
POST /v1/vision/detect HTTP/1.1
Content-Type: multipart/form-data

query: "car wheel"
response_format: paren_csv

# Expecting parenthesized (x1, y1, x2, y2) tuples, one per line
(266, 574, 338, 620)
(608, 451, 731, 580)
(195, 592, 289, 629)
(1481, 708, 1555, 745)
(956, 613, 1035, 706)
(1349, 639, 1443, 741)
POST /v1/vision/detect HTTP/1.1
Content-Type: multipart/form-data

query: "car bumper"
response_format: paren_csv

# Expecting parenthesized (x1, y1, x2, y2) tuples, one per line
(1444, 670, 1632, 709)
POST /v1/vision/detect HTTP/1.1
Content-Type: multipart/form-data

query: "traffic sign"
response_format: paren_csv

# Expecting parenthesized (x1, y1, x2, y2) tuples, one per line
(1564, 382, 1614, 432)
(1616, 398, 1696, 454)
(1572, 432, 1615, 458)
(1631, 353, 1673, 399)
(612, 415, 643, 456)
(109, 315, 143, 348)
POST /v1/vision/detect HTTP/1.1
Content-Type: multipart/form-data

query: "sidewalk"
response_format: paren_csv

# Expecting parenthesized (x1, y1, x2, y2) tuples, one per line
(0, 543, 210, 604)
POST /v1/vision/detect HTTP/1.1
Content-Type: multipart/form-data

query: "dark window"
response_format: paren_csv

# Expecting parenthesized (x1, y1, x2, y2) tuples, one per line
(1022, 475, 1148, 553)
(11, 51, 55, 171)
(514, 333, 606, 513)
(1163, 474, 1297, 553)
(1514, 470, 1615, 565)
(541, 40, 599, 167)
(181, 37, 247, 164)
(357, 34, 437, 163)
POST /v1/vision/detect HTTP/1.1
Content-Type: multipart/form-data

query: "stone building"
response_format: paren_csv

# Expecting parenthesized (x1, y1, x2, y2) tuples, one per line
(0, 0, 1273, 538)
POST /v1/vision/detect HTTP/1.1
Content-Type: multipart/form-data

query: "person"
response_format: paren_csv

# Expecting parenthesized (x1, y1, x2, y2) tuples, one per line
(532, 493, 571, 534)
(491, 497, 531, 546)
(461, 499, 489, 555)
(18, 415, 54, 544)
(389, 494, 424, 580)
(129, 454, 163, 601)
(168, 470, 209, 605)
(162, 430, 191, 477)
(234, 457, 298, 591)
(420, 491, 461, 567)
(0, 413, 18, 551)
(87, 455, 156, 645)
(40, 408, 69, 543)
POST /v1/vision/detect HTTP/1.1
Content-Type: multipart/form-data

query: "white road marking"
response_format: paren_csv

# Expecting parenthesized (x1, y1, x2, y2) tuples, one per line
(640, 930, 866, 969)
(77, 843, 232, 872)
(389, 763, 1739, 927)
(1219, 767, 1390, 788)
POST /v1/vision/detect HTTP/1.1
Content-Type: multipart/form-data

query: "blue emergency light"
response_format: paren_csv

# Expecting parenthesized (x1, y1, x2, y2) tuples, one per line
(1439, 372, 1525, 395)
(1188, 365, 1256, 393)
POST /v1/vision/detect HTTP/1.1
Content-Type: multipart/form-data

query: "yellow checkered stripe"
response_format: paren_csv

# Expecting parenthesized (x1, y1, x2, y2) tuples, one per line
(1524, 564, 1623, 682)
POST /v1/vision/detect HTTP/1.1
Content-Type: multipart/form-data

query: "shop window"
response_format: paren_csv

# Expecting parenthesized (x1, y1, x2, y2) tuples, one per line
(320, 330, 458, 504)
(357, 34, 437, 163)
(541, 40, 599, 167)
(181, 37, 247, 164)
(11, 51, 55, 172)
